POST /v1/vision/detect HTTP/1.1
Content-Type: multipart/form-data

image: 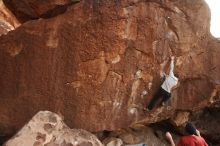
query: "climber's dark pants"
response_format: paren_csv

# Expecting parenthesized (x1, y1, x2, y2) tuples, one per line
(147, 87, 171, 110)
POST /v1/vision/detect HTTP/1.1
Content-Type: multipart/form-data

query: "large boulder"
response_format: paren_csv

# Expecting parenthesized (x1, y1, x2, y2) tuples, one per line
(0, 0, 220, 137)
(4, 111, 103, 146)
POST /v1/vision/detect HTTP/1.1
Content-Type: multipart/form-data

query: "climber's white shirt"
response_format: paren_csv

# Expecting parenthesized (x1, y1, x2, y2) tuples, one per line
(161, 74, 178, 93)
(161, 60, 178, 93)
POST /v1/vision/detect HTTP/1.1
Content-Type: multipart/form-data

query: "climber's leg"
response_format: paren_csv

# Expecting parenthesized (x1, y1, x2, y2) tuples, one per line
(161, 88, 171, 105)
(147, 87, 163, 110)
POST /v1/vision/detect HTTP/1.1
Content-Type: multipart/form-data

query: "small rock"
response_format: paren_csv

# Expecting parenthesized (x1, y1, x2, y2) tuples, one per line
(102, 138, 123, 146)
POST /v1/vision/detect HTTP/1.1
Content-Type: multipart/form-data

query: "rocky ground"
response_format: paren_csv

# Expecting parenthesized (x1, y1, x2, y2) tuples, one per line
(0, 0, 220, 145)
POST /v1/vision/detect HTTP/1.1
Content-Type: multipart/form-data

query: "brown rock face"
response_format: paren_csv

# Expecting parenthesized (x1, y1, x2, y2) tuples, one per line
(2, 0, 80, 22)
(0, 0, 220, 137)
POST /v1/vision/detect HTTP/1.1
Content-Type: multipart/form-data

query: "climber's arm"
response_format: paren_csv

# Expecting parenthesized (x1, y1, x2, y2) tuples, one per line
(166, 132, 176, 146)
(196, 129, 201, 137)
(169, 56, 175, 77)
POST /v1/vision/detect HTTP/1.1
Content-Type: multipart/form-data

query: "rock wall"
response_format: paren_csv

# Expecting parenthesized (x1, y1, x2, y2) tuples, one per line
(0, 0, 220, 138)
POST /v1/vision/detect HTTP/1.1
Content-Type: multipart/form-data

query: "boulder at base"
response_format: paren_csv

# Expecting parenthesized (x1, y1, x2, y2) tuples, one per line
(4, 111, 103, 146)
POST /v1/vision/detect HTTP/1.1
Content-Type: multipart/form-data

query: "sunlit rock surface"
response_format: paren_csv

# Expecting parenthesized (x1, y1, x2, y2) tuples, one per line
(4, 111, 103, 146)
(0, 0, 220, 140)
(0, 0, 20, 35)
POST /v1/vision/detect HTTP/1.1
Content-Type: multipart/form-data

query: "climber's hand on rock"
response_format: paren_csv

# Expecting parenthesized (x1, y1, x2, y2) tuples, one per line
(171, 56, 175, 60)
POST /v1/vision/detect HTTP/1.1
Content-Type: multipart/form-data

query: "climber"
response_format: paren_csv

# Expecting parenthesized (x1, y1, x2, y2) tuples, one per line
(165, 122, 208, 146)
(146, 56, 178, 110)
